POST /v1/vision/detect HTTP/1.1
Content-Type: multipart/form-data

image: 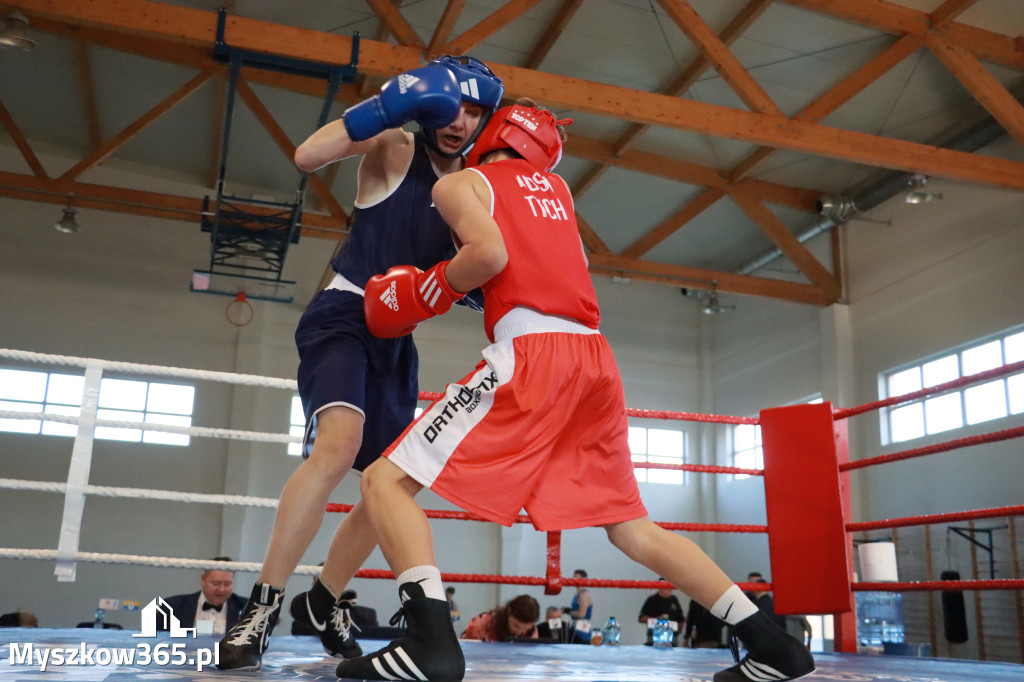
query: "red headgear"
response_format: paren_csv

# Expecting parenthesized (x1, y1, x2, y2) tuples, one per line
(466, 105, 572, 172)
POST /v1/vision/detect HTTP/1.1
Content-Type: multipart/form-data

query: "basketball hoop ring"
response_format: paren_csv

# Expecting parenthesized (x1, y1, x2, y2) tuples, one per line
(225, 291, 254, 327)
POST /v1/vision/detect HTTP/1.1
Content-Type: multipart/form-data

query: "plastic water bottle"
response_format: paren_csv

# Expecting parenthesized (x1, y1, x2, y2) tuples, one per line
(653, 619, 673, 648)
(92, 608, 106, 629)
(603, 617, 621, 646)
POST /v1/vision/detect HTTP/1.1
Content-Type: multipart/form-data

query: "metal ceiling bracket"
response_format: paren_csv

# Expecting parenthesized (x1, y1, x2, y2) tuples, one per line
(193, 8, 360, 303)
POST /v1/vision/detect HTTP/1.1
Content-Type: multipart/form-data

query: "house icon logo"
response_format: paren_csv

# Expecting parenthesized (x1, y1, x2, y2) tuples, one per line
(133, 597, 196, 638)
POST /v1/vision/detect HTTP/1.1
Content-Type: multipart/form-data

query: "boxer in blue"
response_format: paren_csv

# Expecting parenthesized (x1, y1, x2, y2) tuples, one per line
(217, 55, 503, 672)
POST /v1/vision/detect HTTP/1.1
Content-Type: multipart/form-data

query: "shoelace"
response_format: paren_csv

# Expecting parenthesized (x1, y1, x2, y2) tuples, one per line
(330, 603, 361, 637)
(226, 603, 274, 646)
(388, 605, 408, 630)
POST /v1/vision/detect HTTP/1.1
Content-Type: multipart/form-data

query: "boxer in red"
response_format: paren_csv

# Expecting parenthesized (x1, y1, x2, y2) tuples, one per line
(340, 101, 814, 682)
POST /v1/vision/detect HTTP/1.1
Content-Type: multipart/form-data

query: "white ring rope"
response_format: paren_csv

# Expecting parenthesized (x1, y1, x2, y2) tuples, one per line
(0, 478, 279, 508)
(0, 549, 321, 575)
(0, 348, 297, 389)
(1, 348, 307, 581)
(0, 409, 300, 444)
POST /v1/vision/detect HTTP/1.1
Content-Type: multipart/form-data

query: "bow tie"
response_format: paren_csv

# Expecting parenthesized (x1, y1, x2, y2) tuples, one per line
(202, 601, 223, 612)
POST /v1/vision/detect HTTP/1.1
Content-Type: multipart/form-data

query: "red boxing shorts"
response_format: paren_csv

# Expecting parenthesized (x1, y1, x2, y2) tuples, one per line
(384, 308, 648, 531)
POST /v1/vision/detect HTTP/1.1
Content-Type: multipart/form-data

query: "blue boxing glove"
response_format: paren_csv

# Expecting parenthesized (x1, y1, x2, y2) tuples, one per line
(343, 64, 461, 142)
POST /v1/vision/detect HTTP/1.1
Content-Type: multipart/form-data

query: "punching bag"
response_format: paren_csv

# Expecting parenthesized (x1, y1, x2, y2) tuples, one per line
(940, 570, 969, 643)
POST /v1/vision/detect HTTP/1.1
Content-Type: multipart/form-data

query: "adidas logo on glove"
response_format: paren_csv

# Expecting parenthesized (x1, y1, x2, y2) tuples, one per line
(380, 282, 400, 312)
(397, 74, 421, 94)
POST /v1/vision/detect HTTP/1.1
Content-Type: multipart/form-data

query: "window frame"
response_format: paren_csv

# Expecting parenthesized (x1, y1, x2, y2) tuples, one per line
(0, 367, 195, 446)
(730, 397, 822, 480)
(629, 424, 689, 485)
(879, 327, 1024, 446)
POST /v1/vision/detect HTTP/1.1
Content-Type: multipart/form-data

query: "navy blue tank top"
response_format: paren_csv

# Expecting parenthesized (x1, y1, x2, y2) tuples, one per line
(331, 132, 454, 289)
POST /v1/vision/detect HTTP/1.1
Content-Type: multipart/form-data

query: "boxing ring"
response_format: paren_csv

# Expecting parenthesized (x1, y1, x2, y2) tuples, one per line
(1, 347, 1022, 681)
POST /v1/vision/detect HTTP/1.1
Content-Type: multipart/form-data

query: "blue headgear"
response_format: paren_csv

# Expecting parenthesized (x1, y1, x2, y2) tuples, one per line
(424, 55, 504, 158)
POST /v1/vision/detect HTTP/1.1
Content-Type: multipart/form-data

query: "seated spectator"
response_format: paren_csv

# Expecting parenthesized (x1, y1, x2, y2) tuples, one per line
(752, 578, 787, 629)
(0, 611, 38, 627)
(160, 557, 246, 635)
(638, 578, 685, 646)
(536, 606, 573, 642)
(461, 595, 539, 642)
(684, 598, 725, 648)
(787, 614, 813, 648)
(565, 569, 594, 644)
(446, 586, 461, 622)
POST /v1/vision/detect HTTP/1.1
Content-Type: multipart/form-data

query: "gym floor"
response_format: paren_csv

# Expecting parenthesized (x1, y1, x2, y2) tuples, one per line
(2, 629, 1022, 680)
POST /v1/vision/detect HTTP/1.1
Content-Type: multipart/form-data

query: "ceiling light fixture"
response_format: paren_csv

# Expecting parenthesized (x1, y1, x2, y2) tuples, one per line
(702, 289, 734, 315)
(905, 174, 942, 204)
(0, 11, 36, 51)
(55, 197, 80, 234)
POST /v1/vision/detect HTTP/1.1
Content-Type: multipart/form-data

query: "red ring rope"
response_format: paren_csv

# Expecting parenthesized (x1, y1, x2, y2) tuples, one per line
(833, 359, 1024, 420)
(853, 579, 1024, 592)
(847, 504, 1024, 532)
(840, 426, 1024, 471)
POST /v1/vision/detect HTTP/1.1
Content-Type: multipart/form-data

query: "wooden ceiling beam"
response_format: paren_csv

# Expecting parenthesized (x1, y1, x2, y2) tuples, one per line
(32, 16, 364, 102)
(729, 34, 923, 181)
(923, 34, 1024, 149)
(234, 78, 348, 223)
(570, 163, 612, 199)
(73, 39, 103, 151)
(656, 0, 781, 116)
(15, 11, 822, 216)
(575, 214, 611, 255)
(426, 0, 465, 59)
(928, 0, 979, 30)
(0, 99, 48, 179)
(14, 0, 1024, 190)
(0, 170, 345, 237)
(612, 0, 772, 157)
(522, 0, 583, 70)
(565, 136, 820, 212)
(59, 67, 218, 181)
(586, 253, 836, 305)
(621, 188, 725, 259)
(363, 0, 423, 50)
(443, 0, 544, 55)
(778, 0, 1024, 70)
(731, 191, 839, 295)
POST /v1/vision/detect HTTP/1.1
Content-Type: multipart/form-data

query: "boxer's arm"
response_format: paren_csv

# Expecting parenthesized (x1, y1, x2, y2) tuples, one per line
(431, 170, 507, 293)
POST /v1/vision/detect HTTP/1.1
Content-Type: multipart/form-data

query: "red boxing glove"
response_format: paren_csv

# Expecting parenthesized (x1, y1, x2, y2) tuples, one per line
(364, 261, 461, 338)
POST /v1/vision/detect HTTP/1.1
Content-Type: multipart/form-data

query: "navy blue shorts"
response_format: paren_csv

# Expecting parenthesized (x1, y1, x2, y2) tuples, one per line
(295, 288, 419, 473)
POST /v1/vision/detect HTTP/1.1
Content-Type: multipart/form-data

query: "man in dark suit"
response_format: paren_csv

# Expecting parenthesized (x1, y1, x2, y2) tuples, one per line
(160, 557, 247, 636)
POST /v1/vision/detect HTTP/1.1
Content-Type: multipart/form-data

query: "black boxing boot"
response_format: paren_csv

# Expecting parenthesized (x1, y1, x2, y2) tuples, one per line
(714, 610, 815, 682)
(290, 578, 363, 659)
(335, 581, 464, 681)
(217, 582, 283, 671)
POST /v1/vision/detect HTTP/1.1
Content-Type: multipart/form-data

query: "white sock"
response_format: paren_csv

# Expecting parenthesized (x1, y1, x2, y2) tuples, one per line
(396, 565, 445, 602)
(710, 585, 759, 625)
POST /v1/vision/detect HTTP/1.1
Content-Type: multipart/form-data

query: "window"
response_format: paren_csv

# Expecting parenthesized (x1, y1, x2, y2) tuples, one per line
(731, 398, 821, 480)
(629, 426, 687, 485)
(732, 423, 762, 481)
(882, 328, 1024, 445)
(0, 368, 195, 446)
